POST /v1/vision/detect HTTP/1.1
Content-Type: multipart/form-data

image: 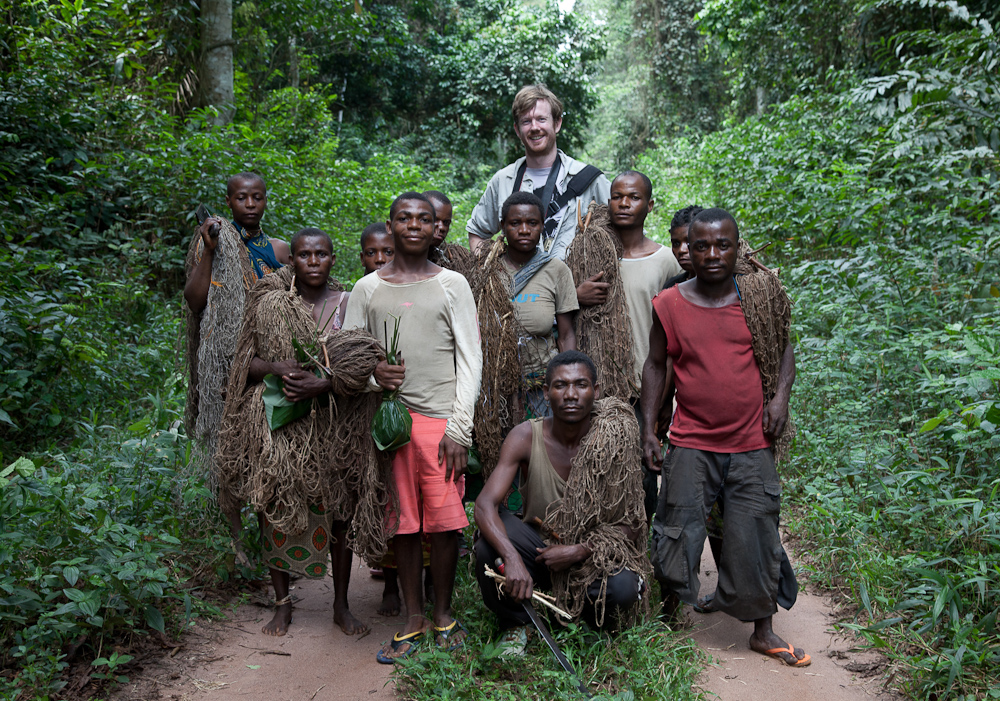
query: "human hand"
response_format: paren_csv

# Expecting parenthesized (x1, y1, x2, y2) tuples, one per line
(200, 216, 223, 251)
(643, 431, 663, 473)
(576, 272, 610, 306)
(501, 557, 533, 602)
(281, 369, 330, 402)
(438, 434, 467, 482)
(270, 360, 303, 378)
(374, 354, 405, 391)
(762, 397, 789, 439)
(535, 544, 588, 572)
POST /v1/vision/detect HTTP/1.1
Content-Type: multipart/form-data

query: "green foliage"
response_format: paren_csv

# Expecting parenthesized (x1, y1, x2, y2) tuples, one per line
(0, 394, 229, 698)
(394, 522, 706, 699)
(697, 0, 853, 114)
(0, 247, 181, 450)
(330, 0, 606, 174)
(640, 3, 1000, 696)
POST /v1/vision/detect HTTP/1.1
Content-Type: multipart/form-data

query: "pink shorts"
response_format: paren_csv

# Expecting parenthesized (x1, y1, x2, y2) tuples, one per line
(390, 411, 469, 535)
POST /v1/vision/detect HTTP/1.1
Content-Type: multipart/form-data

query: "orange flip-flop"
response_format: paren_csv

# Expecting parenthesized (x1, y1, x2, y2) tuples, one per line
(763, 645, 812, 667)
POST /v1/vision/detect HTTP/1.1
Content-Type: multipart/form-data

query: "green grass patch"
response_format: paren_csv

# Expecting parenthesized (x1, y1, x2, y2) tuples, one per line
(393, 523, 707, 700)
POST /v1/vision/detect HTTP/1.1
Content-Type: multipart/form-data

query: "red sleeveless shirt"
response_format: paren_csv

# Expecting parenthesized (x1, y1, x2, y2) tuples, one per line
(652, 286, 769, 453)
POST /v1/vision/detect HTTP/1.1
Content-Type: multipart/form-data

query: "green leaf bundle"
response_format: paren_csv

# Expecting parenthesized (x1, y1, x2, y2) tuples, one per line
(262, 374, 312, 430)
(371, 314, 412, 450)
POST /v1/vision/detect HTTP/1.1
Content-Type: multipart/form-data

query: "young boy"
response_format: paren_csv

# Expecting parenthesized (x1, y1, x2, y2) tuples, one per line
(664, 205, 703, 290)
(423, 190, 453, 250)
(641, 208, 805, 667)
(360, 222, 395, 275)
(601, 170, 681, 520)
(183, 172, 291, 556)
(343, 192, 482, 663)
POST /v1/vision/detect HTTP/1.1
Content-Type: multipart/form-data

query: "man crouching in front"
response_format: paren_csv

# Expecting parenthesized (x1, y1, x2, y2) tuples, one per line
(473, 350, 651, 656)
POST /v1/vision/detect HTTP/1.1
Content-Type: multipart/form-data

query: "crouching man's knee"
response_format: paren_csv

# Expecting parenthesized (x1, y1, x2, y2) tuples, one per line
(604, 569, 643, 612)
(586, 569, 643, 630)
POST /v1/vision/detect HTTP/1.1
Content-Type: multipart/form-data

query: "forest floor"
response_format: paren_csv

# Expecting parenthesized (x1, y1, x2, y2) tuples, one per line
(110, 546, 901, 701)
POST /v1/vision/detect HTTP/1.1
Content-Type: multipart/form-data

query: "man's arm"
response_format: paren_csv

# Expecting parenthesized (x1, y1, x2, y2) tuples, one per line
(762, 343, 795, 439)
(440, 274, 483, 480)
(184, 219, 222, 314)
(269, 238, 291, 265)
(474, 422, 535, 601)
(467, 174, 502, 254)
(555, 312, 576, 353)
(640, 312, 673, 473)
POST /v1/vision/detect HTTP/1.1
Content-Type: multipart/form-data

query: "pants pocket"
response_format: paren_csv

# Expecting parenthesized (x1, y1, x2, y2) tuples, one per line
(760, 482, 782, 516)
(651, 523, 687, 590)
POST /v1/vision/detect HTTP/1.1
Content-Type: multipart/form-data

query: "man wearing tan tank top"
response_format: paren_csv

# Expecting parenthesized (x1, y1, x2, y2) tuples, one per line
(473, 351, 647, 655)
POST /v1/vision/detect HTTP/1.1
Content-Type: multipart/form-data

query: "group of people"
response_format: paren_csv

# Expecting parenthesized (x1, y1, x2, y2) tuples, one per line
(184, 83, 810, 671)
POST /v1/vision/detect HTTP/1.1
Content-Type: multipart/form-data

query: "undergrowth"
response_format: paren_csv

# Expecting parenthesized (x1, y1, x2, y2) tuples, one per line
(393, 527, 707, 700)
(640, 22, 1000, 693)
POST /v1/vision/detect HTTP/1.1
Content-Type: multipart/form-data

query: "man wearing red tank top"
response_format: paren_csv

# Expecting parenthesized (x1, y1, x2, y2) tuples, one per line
(639, 208, 810, 668)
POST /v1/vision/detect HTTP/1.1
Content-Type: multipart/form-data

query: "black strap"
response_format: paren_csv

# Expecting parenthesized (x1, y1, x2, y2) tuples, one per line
(513, 160, 562, 219)
(513, 161, 605, 240)
(543, 164, 603, 238)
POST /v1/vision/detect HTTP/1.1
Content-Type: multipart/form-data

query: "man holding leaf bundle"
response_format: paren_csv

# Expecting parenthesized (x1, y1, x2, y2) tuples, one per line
(215, 228, 393, 638)
(344, 191, 483, 663)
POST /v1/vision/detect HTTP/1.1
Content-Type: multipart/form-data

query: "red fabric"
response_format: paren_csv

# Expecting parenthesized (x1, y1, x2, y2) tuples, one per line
(388, 411, 469, 535)
(652, 286, 769, 453)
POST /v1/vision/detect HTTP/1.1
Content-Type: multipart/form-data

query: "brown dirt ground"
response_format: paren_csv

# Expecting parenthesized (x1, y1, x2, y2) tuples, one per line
(685, 544, 904, 701)
(109, 557, 396, 701)
(111, 544, 903, 701)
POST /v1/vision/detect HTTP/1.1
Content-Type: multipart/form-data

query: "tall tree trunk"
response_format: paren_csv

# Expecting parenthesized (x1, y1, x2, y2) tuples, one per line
(289, 36, 299, 89)
(200, 0, 234, 125)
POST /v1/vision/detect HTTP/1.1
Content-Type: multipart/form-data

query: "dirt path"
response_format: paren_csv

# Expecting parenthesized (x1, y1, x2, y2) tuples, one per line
(112, 558, 397, 700)
(115, 547, 900, 701)
(685, 544, 901, 701)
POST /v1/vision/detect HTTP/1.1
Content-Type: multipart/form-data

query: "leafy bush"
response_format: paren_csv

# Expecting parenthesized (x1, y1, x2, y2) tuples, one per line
(638, 3, 1000, 693)
(0, 390, 230, 699)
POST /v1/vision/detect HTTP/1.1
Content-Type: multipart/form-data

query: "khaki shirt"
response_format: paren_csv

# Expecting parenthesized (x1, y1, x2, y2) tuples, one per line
(506, 257, 579, 380)
(343, 269, 483, 447)
(622, 245, 682, 383)
(466, 150, 611, 261)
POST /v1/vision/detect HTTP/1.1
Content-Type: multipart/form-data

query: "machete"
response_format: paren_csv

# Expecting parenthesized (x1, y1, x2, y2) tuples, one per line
(195, 203, 221, 239)
(496, 558, 592, 698)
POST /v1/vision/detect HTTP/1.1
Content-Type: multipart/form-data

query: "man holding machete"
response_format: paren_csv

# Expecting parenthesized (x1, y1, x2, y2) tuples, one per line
(474, 351, 649, 656)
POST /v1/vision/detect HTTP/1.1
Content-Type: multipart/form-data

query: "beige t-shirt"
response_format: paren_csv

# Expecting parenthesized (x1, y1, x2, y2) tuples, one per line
(343, 269, 483, 447)
(506, 257, 579, 382)
(621, 245, 682, 384)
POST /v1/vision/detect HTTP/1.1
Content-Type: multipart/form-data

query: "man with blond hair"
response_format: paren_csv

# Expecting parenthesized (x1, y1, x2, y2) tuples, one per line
(467, 85, 611, 306)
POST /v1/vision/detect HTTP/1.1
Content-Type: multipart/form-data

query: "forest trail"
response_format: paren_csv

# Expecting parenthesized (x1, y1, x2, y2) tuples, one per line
(113, 547, 900, 700)
(111, 558, 396, 700)
(686, 545, 901, 701)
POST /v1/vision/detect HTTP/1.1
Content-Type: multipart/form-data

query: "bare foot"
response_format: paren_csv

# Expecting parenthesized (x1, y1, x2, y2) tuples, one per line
(262, 602, 292, 636)
(749, 631, 810, 666)
(378, 590, 401, 617)
(334, 603, 369, 635)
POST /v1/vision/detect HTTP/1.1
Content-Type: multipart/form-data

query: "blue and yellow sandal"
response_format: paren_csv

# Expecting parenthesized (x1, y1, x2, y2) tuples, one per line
(376, 630, 422, 664)
(434, 619, 468, 651)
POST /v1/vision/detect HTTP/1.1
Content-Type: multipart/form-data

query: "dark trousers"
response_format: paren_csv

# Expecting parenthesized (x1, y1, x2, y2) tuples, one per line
(652, 446, 798, 621)
(630, 397, 658, 521)
(475, 510, 642, 631)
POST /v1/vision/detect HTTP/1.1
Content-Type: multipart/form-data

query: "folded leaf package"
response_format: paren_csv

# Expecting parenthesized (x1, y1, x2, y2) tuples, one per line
(262, 373, 313, 430)
(371, 314, 412, 450)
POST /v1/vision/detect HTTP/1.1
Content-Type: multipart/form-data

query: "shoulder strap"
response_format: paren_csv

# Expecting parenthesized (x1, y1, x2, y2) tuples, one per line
(552, 165, 603, 212)
(542, 164, 604, 239)
(513, 161, 528, 191)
